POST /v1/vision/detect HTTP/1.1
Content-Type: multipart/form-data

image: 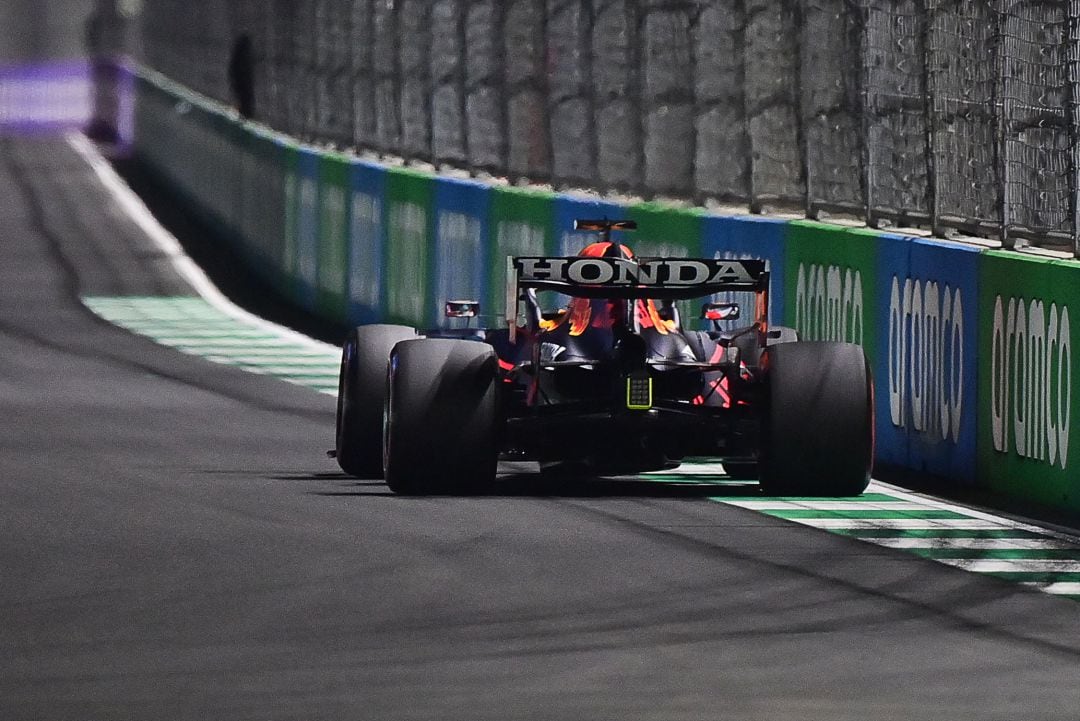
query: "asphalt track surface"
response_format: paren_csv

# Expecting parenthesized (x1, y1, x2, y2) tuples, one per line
(3, 136, 1080, 720)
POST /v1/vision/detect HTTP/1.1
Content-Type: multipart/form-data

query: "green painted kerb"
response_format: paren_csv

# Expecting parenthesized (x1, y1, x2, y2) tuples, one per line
(82, 296, 340, 395)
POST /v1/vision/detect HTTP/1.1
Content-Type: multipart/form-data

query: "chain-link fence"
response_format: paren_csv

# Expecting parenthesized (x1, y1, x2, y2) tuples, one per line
(135, 0, 1080, 253)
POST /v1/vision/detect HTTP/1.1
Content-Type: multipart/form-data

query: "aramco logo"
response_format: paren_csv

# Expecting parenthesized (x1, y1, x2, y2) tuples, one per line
(794, 263, 863, 345)
(887, 277, 964, 443)
(990, 296, 1071, 469)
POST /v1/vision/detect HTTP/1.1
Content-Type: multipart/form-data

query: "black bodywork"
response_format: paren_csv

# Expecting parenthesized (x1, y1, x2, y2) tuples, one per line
(424, 222, 777, 475)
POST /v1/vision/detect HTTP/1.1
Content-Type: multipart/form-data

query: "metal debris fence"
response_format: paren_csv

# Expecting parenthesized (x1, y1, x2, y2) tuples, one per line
(134, 0, 1080, 253)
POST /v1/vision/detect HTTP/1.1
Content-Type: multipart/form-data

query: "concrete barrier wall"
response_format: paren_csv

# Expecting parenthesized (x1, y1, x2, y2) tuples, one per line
(131, 67, 1080, 512)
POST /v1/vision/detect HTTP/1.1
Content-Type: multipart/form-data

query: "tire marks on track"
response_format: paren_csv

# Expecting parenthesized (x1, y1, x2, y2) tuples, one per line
(85, 292, 1080, 603)
(652, 464, 1080, 601)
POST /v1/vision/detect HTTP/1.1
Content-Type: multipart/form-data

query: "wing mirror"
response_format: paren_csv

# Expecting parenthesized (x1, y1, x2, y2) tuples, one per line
(701, 302, 740, 322)
(445, 300, 479, 319)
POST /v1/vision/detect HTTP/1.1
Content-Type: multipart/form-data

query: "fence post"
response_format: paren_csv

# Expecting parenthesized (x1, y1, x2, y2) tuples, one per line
(794, 0, 811, 218)
(496, 0, 509, 178)
(632, 0, 646, 198)
(1069, 0, 1080, 257)
(458, 1, 470, 170)
(994, 0, 1010, 247)
(920, 0, 938, 236)
(859, 0, 872, 226)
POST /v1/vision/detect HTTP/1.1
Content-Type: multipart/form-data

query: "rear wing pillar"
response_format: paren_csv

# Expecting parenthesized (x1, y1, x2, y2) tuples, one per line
(505, 255, 519, 342)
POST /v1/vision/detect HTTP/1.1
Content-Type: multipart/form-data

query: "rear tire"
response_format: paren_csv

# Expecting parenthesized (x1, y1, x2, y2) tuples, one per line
(336, 324, 416, 478)
(767, 326, 799, 345)
(760, 342, 873, 496)
(723, 462, 759, 479)
(384, 339, 500, 494)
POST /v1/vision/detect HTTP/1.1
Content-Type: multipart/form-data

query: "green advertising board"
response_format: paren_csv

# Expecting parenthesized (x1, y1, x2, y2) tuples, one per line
(977, 251, 1080, 510)
(316, 151, 351, 321)
(488, 186, 557, 316)
(281, 142, 300, 299)
(782, 221, 879, 365)
(625, 202, 705, 322)
(238, 125, 270, 269)
(385, 167, 435, 326)
(251, 129, 287, 276)
(625, 202, 704, 258)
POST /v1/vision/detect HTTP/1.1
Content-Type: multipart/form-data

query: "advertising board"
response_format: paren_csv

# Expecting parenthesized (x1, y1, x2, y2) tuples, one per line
(978, 251, 1080, 509)
(385, 167, 435, 325)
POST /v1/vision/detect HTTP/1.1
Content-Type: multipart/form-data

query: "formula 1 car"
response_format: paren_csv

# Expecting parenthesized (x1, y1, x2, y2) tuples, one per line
(334, 219, 873, 496)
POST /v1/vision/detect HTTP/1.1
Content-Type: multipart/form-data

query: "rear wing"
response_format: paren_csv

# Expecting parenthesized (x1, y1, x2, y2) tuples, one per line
(511, 256, 767, 298)
(504, 255, 769, 331)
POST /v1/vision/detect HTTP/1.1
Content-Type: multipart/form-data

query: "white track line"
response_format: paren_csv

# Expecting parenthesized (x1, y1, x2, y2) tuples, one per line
(1040, 582, 1080, 595)
(66, 132, 338, 357)
(936, 559, 1080, 573)
(785, 518, 1014, 531)
(724, 500, 932, 511)
(871, 537, 1080, 551)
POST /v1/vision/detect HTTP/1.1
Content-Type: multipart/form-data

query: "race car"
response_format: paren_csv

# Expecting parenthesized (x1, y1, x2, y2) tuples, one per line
(334, 219, 873, 496)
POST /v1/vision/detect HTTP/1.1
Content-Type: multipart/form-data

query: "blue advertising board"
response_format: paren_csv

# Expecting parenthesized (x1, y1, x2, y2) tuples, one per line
(346, 159, 388, 324)
(433, 177, 491, 327)
(554, 195, 628, 256)
(875, 235, 979, 483)
(700, 214, 787, 330)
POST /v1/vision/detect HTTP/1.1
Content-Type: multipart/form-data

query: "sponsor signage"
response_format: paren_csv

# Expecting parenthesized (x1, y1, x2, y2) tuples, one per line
(385, 167, 434, 326)
(978, 251, 1080, 510)
(489, 187, 556, 315)
(989, 295, 1071, 467)
(701, 215, 787, 329)
(555, 197, 627, 255)
(316, 152, 350, 321)
(626, 203, 704, 322)
(877, 237, 979, 481)
(294, 149, 321, 311)
(783, 222, 878, 363)
(515, 257, 765, 290)
(239, 129, 288, 281)
(347, 160, 387, 323)
(793, 261, 865, 346)
(281, 144, 300, 300)
(434, 178, 490, 326)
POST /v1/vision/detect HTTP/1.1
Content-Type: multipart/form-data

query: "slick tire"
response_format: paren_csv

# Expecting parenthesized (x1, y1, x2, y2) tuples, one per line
(383, 339, 500, 495)
(760, 341, 873, 496)
(767, 326, 799, 345)
(336, 324, 417, 478)
(722, 462, 759, 479)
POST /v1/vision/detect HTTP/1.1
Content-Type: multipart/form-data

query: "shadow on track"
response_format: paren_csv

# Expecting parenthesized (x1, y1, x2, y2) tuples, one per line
(283, 468, 762, 499)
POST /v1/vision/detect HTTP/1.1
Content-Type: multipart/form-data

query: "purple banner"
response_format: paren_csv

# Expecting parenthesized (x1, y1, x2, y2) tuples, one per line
(0, 60, 94, 133)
